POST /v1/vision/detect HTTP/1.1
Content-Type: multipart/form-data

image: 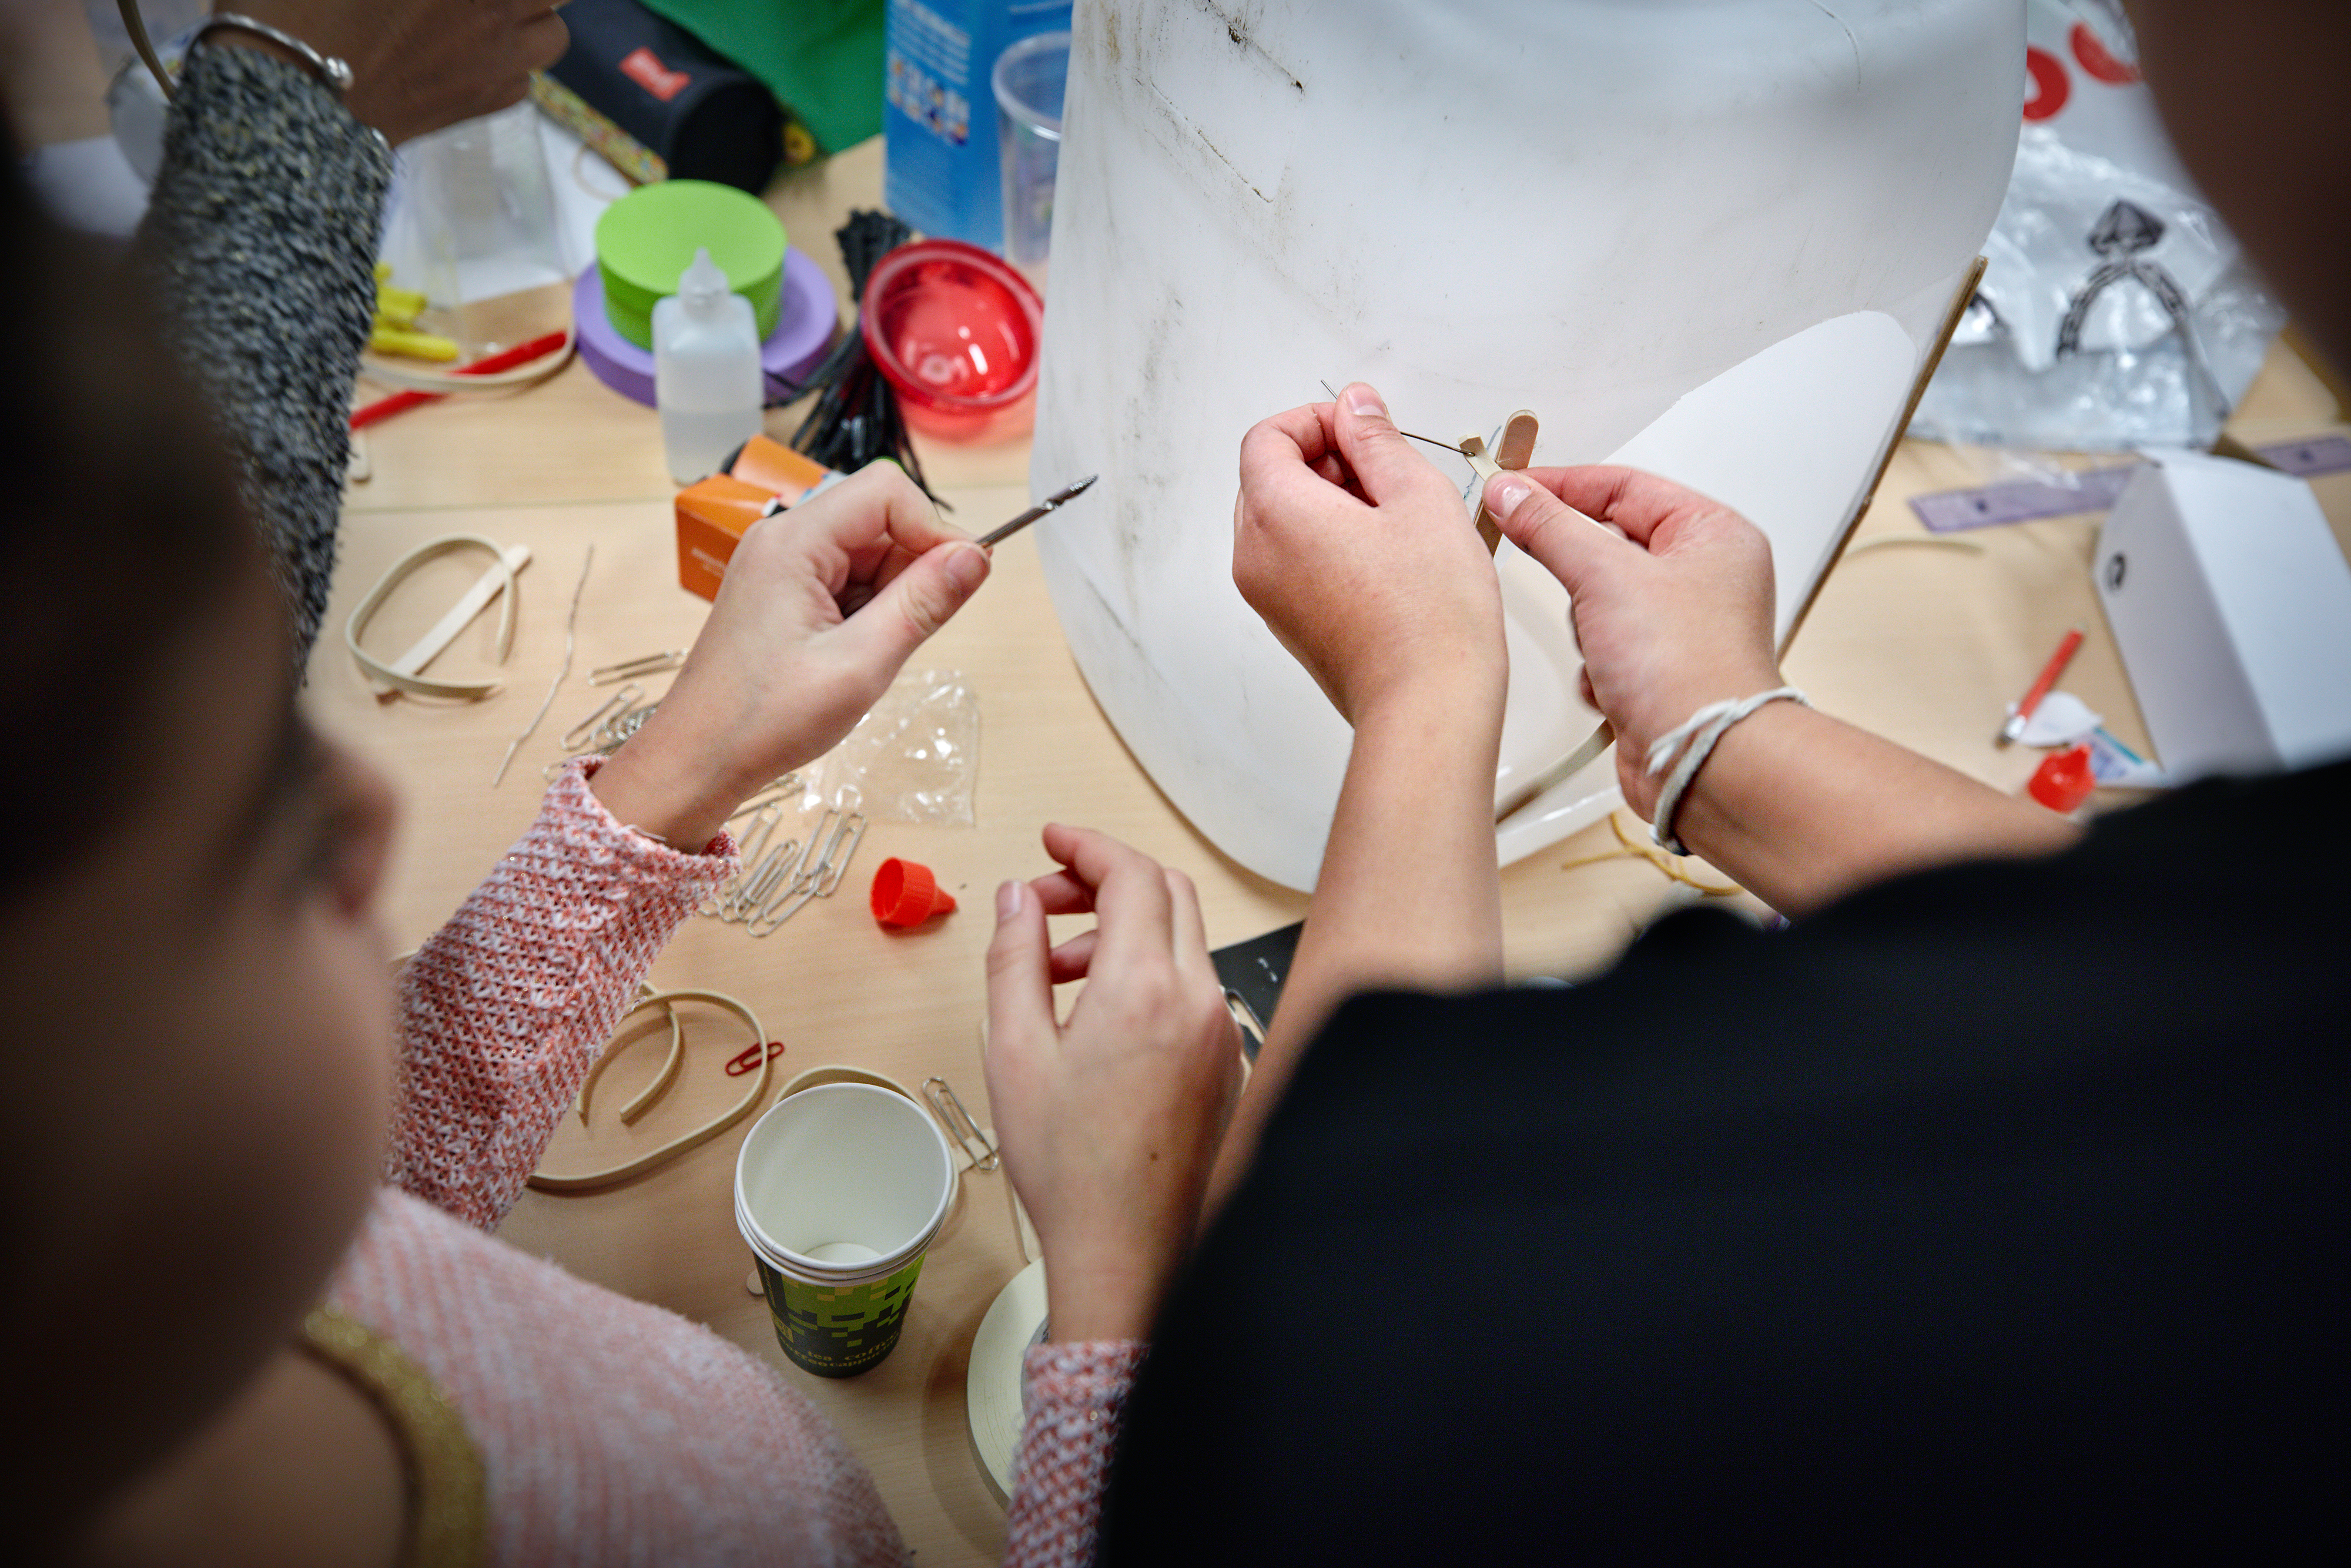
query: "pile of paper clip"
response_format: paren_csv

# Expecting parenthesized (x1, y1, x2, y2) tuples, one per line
(540, 649, 869, 933)
(700, 778, 869, 937)
(550, 657, 681, 773)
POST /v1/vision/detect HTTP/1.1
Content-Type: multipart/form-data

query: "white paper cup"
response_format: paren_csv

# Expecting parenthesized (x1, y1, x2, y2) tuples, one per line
(734, 1083, 955, 1375)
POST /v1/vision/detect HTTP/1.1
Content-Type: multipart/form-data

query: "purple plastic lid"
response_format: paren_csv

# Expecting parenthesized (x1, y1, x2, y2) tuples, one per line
(574, 246, 838, 409)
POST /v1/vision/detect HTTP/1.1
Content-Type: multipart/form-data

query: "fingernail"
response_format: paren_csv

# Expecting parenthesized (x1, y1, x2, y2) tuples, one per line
(996, 879, 1022, 923)
(1488, 475, 1532, 518)
(1344, 384, 1387, 421)
(945, 542, 989, 592)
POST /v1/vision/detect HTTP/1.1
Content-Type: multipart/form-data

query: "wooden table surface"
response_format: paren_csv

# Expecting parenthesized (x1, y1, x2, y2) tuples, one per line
(305, 138, 2350, 1567)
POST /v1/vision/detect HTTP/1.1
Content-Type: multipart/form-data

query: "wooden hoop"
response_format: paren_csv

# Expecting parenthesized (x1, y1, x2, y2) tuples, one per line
(346, 534, 518, 699)
(527, 989, 772, 1194)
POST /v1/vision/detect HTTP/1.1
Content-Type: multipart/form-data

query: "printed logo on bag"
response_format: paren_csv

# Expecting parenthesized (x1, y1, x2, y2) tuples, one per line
(621, 48, 692, 103)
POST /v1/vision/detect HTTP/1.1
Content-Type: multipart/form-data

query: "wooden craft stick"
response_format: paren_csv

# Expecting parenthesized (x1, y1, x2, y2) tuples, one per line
(1468, 410, 1539, 554)
(370, 543, 532, 699)
(1461, 434, 1503, 552)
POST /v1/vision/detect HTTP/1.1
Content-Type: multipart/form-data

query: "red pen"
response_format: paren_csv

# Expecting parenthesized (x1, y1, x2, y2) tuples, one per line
(1998, 627, 2085, 745)
(350, 329, 570, 431)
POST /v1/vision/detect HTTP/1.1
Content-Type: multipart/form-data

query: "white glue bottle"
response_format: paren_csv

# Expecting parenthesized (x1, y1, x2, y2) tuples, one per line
(654, 247, 762, 484)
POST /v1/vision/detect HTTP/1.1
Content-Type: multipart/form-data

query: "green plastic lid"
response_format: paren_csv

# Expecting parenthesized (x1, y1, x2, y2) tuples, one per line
(595, 180, 786, 350)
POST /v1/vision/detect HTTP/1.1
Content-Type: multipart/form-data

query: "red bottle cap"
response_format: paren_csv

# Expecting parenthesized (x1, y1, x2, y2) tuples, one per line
(2028, 743, 2097, 813)
(870, 858, 957, 928)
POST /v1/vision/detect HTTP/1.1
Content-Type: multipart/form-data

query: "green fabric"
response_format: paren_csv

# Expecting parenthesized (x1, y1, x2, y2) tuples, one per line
(635, 0, 886, 155)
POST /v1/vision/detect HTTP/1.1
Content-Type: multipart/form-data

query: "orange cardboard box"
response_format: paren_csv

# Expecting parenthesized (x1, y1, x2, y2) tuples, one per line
(674, 436, 838, 601)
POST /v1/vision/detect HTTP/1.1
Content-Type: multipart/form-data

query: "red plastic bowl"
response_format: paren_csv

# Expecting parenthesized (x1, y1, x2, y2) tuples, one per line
(860, 239, 1043, 443)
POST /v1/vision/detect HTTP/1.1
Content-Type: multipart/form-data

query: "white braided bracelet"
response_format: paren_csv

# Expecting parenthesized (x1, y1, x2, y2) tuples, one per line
(1645, 686, 1810, 856)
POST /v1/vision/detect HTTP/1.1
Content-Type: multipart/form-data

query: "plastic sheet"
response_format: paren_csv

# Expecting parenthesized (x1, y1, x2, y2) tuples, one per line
(1916, 131, 2283, 450)
(1915, 2, 2285, 450)
(799, 669, 979, 826)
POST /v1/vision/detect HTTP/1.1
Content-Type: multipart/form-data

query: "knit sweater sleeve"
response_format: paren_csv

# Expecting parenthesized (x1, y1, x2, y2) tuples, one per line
(387, 761, 738, 1230)
(1003, 1341, 1147, 1568)
(131, 43, 390, 661)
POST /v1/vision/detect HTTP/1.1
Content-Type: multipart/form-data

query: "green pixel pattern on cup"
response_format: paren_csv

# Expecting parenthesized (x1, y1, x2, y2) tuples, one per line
(757, 1254, 926, 1378)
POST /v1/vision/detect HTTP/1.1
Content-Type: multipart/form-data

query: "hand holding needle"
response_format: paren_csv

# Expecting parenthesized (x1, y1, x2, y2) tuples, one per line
(1318, 380, 1468, 455)
(979, 474, 1099, 548)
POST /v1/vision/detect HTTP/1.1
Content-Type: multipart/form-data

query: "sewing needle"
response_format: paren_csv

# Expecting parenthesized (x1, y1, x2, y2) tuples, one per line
(1317, 380, 1464, 454)
(979, 474, 1098, 548)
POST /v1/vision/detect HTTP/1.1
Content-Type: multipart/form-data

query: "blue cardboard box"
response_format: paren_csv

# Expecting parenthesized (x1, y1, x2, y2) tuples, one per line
(884, 0, 1071, 251)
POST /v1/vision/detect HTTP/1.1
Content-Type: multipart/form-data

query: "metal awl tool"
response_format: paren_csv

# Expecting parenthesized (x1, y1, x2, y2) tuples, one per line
(978, 474, 1098, 548)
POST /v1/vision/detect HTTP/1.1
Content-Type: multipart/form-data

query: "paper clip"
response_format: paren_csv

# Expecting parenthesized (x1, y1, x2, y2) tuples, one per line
(813, 815, 868, 897)
(746, 887, 816, 936)
(725, 1040, 787, 1077)
(726, 776, 799, 823)
(583, 699, 657, 755)
(747, 810, 865, 936)
(721, 840, 799, 923)
(561, 683, 642, 751)
(744, 815, 832, 934)
(590, 650, 685, 685)
(701, 803, 779, 916)
(924, 1077, 1000, 1173)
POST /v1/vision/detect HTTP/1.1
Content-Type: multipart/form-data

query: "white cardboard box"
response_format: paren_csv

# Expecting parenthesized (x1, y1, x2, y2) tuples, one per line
(2095, 450, 2351, 780)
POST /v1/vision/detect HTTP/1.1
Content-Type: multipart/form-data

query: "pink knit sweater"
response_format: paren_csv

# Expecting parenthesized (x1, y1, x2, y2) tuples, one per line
(327, 762, 1133, 1565)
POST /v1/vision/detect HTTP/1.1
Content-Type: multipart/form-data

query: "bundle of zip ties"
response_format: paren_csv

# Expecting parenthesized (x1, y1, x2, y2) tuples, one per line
(781, 210, 943, 506)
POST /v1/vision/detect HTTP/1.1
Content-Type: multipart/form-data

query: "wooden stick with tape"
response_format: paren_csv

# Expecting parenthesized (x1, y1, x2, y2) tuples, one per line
(1464, 409, 1539, 553)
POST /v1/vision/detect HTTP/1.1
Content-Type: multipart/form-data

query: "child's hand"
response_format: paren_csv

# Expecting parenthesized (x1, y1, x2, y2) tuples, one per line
(1233, 384, 1507, 729)
(984, 825, 1243, 1343)
(591, 463, 989, 847)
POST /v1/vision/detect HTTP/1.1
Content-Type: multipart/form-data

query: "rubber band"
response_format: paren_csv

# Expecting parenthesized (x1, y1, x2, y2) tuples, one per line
(1558, 810, 1744, 897)
(529, 988, 772, 1194)
(345, 534, 518, 700)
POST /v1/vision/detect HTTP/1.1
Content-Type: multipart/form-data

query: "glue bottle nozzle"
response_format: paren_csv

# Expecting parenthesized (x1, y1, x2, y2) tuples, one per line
(677, 247, 731, 311)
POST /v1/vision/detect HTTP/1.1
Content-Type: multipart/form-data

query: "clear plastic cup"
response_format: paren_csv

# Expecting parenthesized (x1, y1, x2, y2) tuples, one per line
(992, 31, 1069, 274)
(390, 101, 569, 351)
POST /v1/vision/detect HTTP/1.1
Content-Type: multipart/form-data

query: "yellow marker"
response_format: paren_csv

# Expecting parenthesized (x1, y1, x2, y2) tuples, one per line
(369, 324, 461, 361)
(373, 259, 392, 282)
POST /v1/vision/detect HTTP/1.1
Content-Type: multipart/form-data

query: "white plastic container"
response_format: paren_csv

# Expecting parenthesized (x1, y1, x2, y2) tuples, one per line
(1030, 0, 2027, 890)
(654, 247, 763, 485)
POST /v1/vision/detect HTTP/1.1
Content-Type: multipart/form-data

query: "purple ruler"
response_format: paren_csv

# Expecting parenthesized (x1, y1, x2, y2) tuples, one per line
(2253, 433, 2351, 478)
(1909, 466, 2136, 532)
(1907, 436, 2351, 534)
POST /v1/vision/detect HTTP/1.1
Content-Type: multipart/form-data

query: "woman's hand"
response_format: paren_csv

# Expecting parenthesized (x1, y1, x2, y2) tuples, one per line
(1486, 467, 1781, 819)
(985, 826, 1243, 1343)
(1234, 384, 1507, 727)
(1489, 465, 2079, 913)
(220, 2, 570, 145)
(590, 463, 989, 848)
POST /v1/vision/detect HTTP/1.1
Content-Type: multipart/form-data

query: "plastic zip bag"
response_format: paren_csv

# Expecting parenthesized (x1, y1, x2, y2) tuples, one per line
(799, 669, 979, 825)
